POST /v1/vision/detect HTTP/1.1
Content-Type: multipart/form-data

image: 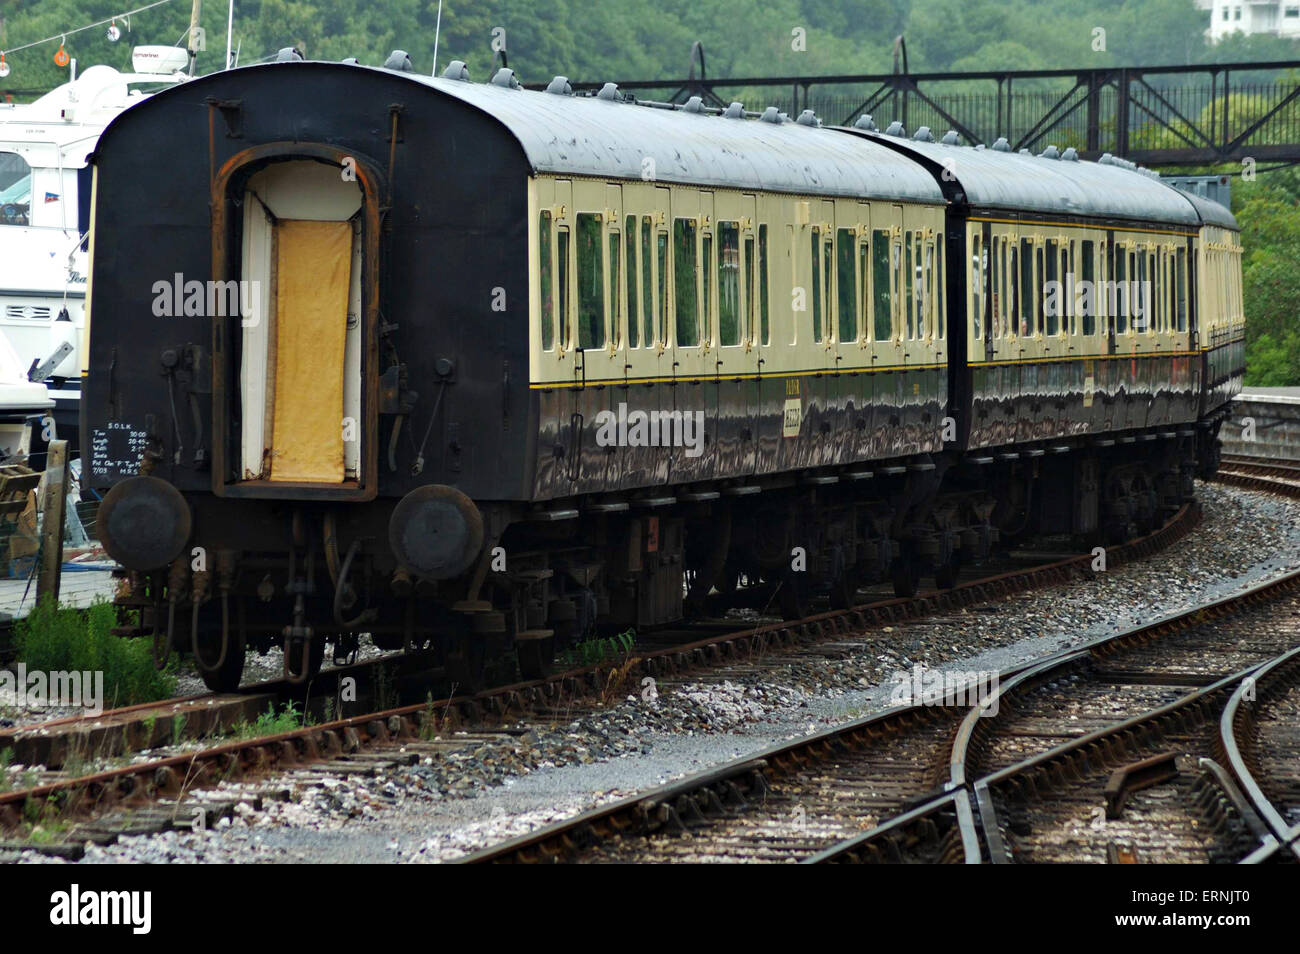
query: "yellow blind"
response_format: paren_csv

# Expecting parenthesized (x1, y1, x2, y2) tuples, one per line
(269, 218, 352, 482)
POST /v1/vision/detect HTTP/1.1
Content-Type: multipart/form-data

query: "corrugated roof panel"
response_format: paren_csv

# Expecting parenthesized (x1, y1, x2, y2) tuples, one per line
(396, 72, 945, 204)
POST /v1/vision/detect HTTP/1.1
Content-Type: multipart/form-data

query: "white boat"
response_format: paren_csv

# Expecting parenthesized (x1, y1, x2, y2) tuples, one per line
(0, 326, 54, 461)
(0, 47, 189, 450)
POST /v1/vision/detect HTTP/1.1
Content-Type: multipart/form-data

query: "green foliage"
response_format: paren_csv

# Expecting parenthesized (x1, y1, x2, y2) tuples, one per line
(1232, 171, 1300, 386)
(229, 702, 306, 740)
(558, 627, 635, 668)
(13, 597, 176, 708)
(1, 0, 1297, 100)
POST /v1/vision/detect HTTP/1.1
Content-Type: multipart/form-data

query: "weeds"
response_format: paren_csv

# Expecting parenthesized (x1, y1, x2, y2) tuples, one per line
(228, 703, 308, 741)
(558, 628, 636, 669)
(14, 597, 176, 707)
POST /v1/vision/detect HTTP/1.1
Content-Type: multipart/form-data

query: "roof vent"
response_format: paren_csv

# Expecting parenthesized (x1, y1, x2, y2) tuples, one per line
(491, 67, 520, 88)
(796, 109, 819, 126)
(442, 60, 469, 81)
(1040, 144, 1060, 159)
(760, 106, 783, 124)
(941, 130, 960, 145)
(384, 50, 413, 72)
(854, 114, 877, 131)
(275, 47, 304, 62)
(913, 126, 934, 142)
(1061, 147, 1079, 161)
(546, 75, 572, 95)
(596, 82, 620, 101)
(1018, 148, 1031, 155)
(885, 120, 906, 137)
(724, 102, 745, 118)
(975, 143, 987, 150)
(1098, 152, 1113, 164)
(683, 96, 706, 113)
(992, 137, 1011, 152)
(341, 57, 360, 65)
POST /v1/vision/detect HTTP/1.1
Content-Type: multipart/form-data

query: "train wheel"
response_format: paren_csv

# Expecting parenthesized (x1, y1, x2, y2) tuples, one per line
(892, 557, 922, 599)
(515, 633, 555, 681)
(829, 570, 857, 610)
(778, 571, 809, 621)
(445, 639, 487, 695)
(934, 554, 961, 590)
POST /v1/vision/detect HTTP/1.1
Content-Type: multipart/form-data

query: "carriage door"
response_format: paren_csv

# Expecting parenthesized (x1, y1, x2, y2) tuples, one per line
(710, 192, 758, 479)
(239, 160, 362, 485)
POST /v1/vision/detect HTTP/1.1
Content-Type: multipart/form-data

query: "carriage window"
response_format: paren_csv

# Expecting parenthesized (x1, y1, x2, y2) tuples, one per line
(702, 232, 714, 344)
(858, 241, 870, 342)
(576, 213, 605, 349)
(1062, 243, 1073, 334)
(919, 240, 932, 340)
(718, 221, 741, 346)
(872, 231, 893, 341)
(1135, 249, 1148, 333)
(836, 229, 857, 343)
(0, 152, 32, 227)
(1114, 248, 1128, 334)
(744, 234, 756, 344)
(824, 238, 833, 340)
(758, 224, 771, 344)
(904, 236, 915, 339)
(1019, 239, 1034, 337)
(1044, 240, 1059, 336)
(657, 230, 668, 346)
(557, 228, 571, 347)
(1006, 240, 1017, 338)
(1165, 250, 1175, 333)
(625, 216, 638, 348)
(538, 211, 555, 351)
(641, 216, 655, 345)
(810, 228, 823, 342)
(673, 218, 698, 346)
(970, 235, 982, 340)
(990, 239, 1002, 339)
(935, 241, 945, 340)
(609, 231, 621, 348)
(1175, 247, 1187, 331)
(1081, 240, 1096, 336)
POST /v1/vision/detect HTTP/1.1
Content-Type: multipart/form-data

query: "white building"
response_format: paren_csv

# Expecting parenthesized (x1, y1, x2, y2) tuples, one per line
(1199, 0, 1300, 41)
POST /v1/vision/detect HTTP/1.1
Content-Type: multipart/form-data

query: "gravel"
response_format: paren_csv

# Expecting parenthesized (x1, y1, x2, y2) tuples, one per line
(9, 481, 1300, 864)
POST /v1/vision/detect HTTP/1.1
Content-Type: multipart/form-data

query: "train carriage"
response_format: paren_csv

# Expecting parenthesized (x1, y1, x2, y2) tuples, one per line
(81, 57, 1245, 691)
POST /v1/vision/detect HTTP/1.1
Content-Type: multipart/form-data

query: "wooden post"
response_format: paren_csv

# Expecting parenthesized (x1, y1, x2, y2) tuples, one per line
(37, 439, 68, 603)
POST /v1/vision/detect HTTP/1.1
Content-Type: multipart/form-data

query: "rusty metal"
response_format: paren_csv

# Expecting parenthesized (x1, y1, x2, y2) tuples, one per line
(0, 498, 1204, 836)
(1103, 751, 1180, 819)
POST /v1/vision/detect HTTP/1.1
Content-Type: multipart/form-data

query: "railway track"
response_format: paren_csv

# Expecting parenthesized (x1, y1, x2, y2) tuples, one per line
(1218, 453, 1300, 489)
(456, 474, 1300, 864)
(0, 500, 1202, 841)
